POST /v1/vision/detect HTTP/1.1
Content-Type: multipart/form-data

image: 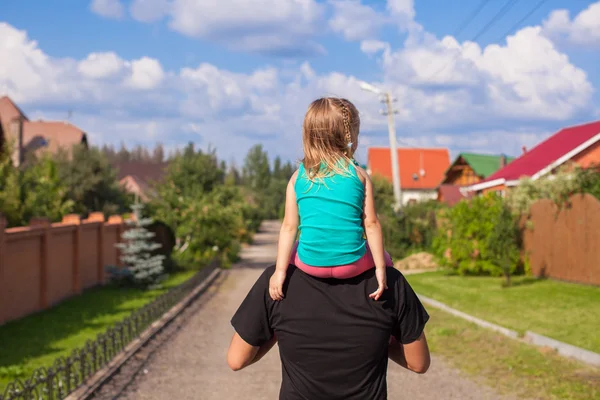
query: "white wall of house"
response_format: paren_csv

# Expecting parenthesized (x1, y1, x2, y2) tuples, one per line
(401, 189, 438, 205)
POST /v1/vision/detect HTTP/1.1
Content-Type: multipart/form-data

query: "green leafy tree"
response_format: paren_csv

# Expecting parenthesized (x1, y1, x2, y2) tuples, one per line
(20, 153, 74, 224)
(486, 202, 521, 287)
(242, 144, 271, 192)
(111, 202, 166, 288)
(56, 145, 130, 217)
(150, 145, 259, 268)
(0, 144, 73, 226)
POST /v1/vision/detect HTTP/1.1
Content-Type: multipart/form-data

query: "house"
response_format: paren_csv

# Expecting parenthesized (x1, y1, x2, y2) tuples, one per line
(367, 147, 451, 205)
(0, 96, 88, 166)
(437, 153, 515, 205)
(114, 161, 168, 202)
(467, 120, 600, 195)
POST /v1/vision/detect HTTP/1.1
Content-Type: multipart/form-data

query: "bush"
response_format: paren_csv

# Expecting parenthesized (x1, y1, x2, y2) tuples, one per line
(0, 144, 73, 227)
(506, 163, 600, 215)
(371, 175, 443, 259)
(432, 193, 523, 277)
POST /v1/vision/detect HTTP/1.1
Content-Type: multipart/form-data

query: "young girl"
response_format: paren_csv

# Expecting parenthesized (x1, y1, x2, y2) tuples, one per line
(269, 97, 393, 302)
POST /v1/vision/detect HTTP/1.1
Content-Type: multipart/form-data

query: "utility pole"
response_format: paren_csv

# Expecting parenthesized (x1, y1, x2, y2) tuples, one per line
(359, 81, 403, 211)
(382, 92, 402, 210)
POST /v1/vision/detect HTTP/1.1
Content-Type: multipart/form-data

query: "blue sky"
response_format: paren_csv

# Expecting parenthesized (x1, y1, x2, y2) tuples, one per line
(1, 0, 599, 164)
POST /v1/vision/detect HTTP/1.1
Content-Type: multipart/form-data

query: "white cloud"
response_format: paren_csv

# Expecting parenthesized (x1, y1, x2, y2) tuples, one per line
(360, 40, 390, 55)
(377, 26, 593, 121)
(78, 52, 125, 79)
(542, 2, 600, 48)
(126, 57, 165, 89)
(386, 0, 416, 31)
(167, 0, 325, 56)
(2, 0, 598, 166)
(90, 0, 125, 19)
(328, 0, 387, 41)
(130, 0, 171, 22)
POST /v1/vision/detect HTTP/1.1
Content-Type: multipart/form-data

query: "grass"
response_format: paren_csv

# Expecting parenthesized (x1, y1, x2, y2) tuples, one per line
(407, 271, 600, 353)
(0, 271, 196, 389)
(425, 307, 600, 400)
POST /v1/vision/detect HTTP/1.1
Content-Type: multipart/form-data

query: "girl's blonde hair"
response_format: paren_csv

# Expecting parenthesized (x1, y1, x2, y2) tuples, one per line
(302, 97, 360, 180)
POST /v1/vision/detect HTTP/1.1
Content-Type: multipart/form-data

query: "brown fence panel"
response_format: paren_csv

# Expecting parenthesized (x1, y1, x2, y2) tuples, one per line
(47, 226, 76, 306)
(104, 224, 120, 269)
(80, 223, 100, 289)
(0, 215, 125, 326)
(525, 194, 600, 286)
(3, 229, 43, 323)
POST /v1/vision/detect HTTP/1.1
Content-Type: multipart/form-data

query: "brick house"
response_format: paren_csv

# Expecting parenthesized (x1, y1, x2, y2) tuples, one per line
(0, 96, 87, 166)
(367, 147, 450, 205)
(466, 120, 600, 195)
(437, 153, 515, 205)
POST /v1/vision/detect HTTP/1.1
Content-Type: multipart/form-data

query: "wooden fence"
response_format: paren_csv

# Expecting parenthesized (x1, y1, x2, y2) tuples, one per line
(0, 213, 124, 326)
(522, 193, 600, 286)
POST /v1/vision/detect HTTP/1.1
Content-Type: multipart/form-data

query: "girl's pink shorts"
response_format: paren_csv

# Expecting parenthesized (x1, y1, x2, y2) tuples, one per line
(290, 241, 393, 279)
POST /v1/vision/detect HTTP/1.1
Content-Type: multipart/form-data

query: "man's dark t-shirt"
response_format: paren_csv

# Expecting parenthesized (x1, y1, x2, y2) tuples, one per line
(231, 266, 429, 400)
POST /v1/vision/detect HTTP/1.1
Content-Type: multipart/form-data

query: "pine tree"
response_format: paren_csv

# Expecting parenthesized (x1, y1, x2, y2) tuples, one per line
(115, 202, 166, 288)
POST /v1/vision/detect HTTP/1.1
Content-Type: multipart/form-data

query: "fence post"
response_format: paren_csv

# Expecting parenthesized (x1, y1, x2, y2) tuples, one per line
(63, 214, 82, 295)
(88, 212, 105, 284)
(30, 217, 51, 309)
(109, 215, 124, 267)
(0, 214, 6, 324)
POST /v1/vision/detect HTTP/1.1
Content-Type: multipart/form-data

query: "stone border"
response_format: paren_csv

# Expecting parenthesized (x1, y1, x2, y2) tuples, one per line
(523, 331, 600, 367)
(418, 294, 600, 368)
(66, 268, 222, 400)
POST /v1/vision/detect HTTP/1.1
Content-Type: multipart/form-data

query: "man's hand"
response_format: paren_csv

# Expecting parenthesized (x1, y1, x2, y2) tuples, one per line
(269, 269, 287, 301)
(369, 267, 388, 301)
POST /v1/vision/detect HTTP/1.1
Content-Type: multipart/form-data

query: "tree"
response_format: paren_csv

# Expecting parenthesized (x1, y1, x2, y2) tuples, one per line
(20, 153, 74, 224)
(112, 202, 166, 288)
(0, 143, 73, 227)
(56, 145, 130, 217)
(486, 202, 521, 287)
(152, 143, 166, 163)
(242, 144, 271, 192)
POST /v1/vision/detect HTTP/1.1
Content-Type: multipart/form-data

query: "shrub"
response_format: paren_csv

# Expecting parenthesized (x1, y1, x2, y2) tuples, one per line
(506, 163, 600, 215)
(433, 193, 523, 277)
(486, 202, 521, 286)
(371, 175, 443, 259)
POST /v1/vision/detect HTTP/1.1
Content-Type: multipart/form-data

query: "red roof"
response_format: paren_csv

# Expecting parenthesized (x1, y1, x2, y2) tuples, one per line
(480, 120, 600, 185)
(23, 121, 87, 154)
(368, 147, 450, 190)
(0, 96, 28, 123)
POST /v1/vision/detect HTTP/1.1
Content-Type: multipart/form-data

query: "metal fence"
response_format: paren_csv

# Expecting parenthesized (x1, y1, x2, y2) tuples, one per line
(0, 261, 219, 400)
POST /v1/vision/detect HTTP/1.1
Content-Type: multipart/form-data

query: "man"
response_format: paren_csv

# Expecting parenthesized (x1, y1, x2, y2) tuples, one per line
(227, 265, 430, 400)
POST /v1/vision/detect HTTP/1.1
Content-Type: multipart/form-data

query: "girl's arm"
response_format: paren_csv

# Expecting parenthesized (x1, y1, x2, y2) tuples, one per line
(272, 172, 299, 283)
(360, 170, 386, 269)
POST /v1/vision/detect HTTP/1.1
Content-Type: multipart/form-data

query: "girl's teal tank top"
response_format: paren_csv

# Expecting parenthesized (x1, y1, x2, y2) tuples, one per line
(295, 161, 366, 267)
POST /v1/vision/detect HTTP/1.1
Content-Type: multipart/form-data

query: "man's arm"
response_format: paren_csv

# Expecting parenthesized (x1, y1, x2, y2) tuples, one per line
(388, 333, 430, 374)
(227, 333, 277, 371)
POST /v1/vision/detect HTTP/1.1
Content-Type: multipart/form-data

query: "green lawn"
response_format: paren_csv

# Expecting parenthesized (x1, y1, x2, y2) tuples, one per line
(407, 271, 600, 353)
(426, 307, 600, 400)
(0, 271, 196, 389)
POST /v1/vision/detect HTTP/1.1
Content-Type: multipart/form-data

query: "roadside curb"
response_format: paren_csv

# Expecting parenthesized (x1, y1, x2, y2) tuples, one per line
(66, 267, 222, 400)
(418, 294, 600, 368)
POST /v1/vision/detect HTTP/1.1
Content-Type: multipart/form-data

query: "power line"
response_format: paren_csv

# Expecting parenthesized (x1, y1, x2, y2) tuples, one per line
(452, 0, 492, 38)
(470, 0, 520, 42)
(497, 0, 548, 40)
(424, 0, 520, 82)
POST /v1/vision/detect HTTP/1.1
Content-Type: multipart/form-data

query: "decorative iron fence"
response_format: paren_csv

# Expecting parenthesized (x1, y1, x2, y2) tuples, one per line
(0, 260, 219, 400)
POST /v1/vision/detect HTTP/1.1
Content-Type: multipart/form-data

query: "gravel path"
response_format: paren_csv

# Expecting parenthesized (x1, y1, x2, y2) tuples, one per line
(119, 221, 512, 400)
